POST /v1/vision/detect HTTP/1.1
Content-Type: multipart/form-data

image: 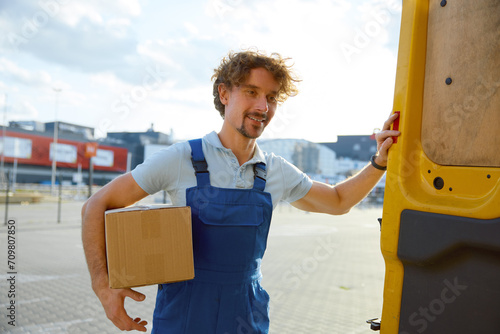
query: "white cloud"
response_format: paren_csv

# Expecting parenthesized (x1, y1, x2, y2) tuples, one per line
(1, 0, 143, 85)
(0, 0, 402, 142)
(184, 22, 200, 36)
(106, 0, 142, 17)
(90, 72, 131, 93)
(58, 0, 141, 27)
(58, 3, 104, 27)
(137, 41, 183, 70)
(0, 58, 52, 87)
(10, 101, 39, 119)
(154, 84, 213, 105)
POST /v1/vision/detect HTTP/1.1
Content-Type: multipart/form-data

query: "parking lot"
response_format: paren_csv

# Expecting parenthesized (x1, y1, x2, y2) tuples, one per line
(0, 200, 385, 334)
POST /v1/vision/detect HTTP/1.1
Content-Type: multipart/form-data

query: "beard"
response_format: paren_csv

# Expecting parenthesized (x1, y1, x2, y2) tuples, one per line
(237, 125, 260, 139)
(237, 113, 268, 139)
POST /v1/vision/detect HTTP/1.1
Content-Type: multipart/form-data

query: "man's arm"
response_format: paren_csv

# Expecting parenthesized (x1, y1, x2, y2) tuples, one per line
(81, 172, 150, 332)
(292, 113, 400, 215)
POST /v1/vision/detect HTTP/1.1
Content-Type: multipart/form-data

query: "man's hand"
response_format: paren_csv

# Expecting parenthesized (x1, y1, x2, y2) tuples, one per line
(96, 285, 148, 332)
(81, 173, 151, 331)
(374, 112, 401, 167)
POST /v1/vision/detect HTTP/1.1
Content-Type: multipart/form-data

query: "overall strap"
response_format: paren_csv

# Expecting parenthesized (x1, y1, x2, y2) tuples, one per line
(188, 139, 210, 187)
(253, 162, 267, 191)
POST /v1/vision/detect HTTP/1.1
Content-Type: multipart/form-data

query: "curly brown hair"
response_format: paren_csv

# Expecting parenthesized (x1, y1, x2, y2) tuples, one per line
(212, 49, 300, 118)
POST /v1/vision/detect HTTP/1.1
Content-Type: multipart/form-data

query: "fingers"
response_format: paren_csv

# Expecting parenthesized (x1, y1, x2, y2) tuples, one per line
(380, 136, 394, 153)
(111, 289, 147, 331)
(134, 317, 149, 329)
(376, 137, 394, 164)
(371, 113, 401, 167)
(377, 130, 400, 139)
(110, 308, 148, 332)
(377, 112, 401, 144)
(382, 112, 399, 130)
(99, 287, 148, 332)
(379, 133, 395, 152)
(375, 129, 400, 145)
(126, 288, 146, 302)
(120, 319, 147, 332)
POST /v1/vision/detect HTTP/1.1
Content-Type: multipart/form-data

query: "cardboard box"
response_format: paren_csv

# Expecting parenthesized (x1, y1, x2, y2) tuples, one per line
(105, 205, 194, 289)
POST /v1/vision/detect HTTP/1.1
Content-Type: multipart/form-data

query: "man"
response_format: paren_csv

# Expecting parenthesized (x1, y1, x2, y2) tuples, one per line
(81, 49, 400, 333)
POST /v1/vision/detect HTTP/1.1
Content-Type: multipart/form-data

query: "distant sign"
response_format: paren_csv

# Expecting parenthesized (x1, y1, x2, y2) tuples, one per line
(85, 142, 98, 158)
(93, 149, 114, 167)
(50, 143, 77, 163)
(0, 136, 32, 159)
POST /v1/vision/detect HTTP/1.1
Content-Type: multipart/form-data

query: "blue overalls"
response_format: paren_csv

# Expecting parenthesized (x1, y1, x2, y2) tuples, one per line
(152, 139, 273, 334)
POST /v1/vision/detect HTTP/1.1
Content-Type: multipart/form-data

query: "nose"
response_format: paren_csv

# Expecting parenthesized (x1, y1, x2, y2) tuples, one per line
(255, 95, 269, 112)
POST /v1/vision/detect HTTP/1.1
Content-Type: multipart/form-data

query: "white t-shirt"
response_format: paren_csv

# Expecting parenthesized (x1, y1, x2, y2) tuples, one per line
(131, 131, 313, 209)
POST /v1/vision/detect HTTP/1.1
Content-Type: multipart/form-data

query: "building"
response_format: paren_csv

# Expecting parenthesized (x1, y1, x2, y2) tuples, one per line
(320, 135, 377, 161)
(258, 137, 371, 179)
(0, 123, 128, 185)
(45, 121, 95, 141)
(258, 137, 385, 205)
(8, 120, 46, 132)
(0, 121, 176, 186)
(258, 138, 341, 183)
(99, 125, 174, 170)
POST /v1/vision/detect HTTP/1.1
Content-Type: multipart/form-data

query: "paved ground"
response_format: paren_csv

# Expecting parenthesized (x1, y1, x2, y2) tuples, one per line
(0, 199, 385, 334)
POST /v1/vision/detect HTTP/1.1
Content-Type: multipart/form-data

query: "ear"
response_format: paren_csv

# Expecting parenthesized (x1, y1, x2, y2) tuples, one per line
(218, 83, 230, 106)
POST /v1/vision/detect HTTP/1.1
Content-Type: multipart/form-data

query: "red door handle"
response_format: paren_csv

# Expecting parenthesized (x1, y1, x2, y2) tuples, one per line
(392, 111, 400, 143)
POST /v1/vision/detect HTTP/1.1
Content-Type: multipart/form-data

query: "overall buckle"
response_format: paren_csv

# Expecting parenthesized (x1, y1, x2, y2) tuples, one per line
(253, 164, 267, 181)
(192, 159, 208, 173)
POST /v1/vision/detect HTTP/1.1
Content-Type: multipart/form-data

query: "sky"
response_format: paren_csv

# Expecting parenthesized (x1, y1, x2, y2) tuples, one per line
(0, 0, 402, 143)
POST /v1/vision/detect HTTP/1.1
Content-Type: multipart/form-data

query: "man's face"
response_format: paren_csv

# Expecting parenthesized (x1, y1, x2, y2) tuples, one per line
(219, 67, 280, 139)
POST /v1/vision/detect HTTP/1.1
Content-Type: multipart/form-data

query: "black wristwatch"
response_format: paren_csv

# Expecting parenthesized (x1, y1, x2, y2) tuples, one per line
(370, 155, 387, 171)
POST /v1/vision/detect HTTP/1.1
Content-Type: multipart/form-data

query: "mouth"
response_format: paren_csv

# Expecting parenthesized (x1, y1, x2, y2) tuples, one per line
(247, 114, 267, 123)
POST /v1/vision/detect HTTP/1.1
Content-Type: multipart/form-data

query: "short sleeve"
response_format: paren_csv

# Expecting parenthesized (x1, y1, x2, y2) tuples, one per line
(278, 157, 313, 203)
(264, 153, 313, 205)
(131, 142, 189, 195)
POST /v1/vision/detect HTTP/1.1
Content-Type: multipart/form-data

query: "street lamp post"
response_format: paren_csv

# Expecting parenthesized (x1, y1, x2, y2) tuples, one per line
(1, 93, 7, 186)
(51, 88, 61, 196)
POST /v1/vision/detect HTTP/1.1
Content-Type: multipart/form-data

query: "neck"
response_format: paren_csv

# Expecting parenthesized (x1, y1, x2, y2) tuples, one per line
(218, 128, 256, 165)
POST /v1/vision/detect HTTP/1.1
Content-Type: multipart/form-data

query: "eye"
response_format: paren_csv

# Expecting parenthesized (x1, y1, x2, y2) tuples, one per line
(246, 89, 256, 96)
(268, 96, 277, 103)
